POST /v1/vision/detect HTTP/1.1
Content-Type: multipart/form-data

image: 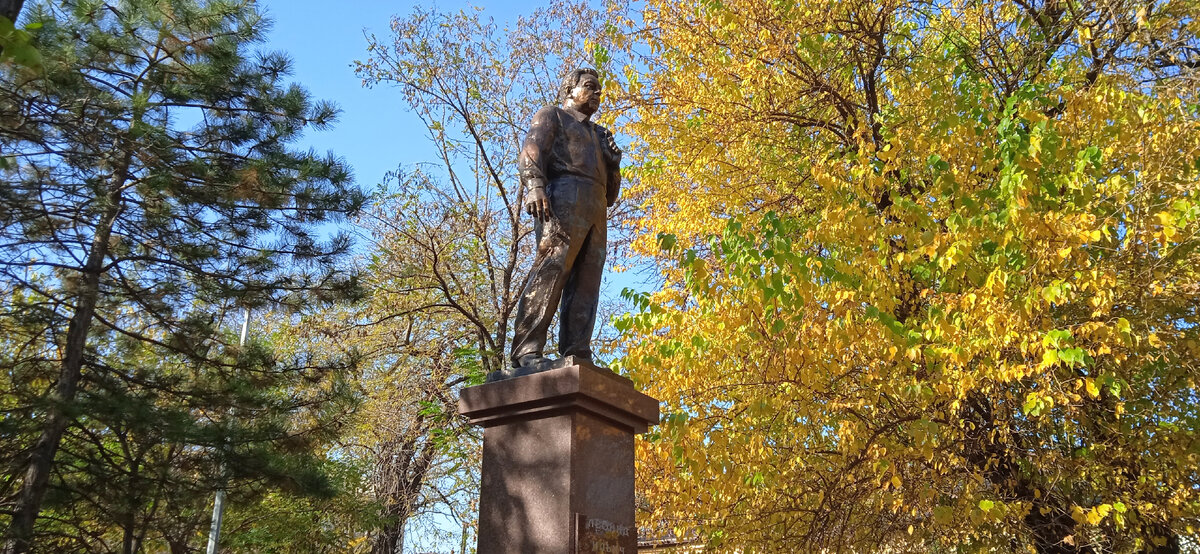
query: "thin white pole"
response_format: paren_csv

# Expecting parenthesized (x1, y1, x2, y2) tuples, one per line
(205, 490, 226, 554)
(206, 307, 250, 554)
(238, 308, 250, 347)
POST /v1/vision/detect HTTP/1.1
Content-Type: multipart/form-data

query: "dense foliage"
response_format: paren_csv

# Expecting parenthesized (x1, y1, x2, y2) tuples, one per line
(611, 0, 1200, 551)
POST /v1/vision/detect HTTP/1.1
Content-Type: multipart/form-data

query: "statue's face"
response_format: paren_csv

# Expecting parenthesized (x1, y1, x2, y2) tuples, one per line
(566, 73, 602, 116)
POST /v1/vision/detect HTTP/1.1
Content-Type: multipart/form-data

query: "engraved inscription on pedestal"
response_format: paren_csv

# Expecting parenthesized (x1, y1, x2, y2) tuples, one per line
(574, 513, 634, 554)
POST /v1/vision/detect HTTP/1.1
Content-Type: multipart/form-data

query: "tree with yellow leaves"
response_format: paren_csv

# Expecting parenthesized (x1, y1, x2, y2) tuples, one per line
(610, 0, 1200, 551)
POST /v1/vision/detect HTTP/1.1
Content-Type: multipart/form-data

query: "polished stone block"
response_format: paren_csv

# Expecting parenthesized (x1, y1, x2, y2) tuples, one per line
(459, 358, 659, 554)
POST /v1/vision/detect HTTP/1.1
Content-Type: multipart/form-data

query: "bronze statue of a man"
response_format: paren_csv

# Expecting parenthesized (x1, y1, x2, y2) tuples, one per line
(505, 68, 621, 376)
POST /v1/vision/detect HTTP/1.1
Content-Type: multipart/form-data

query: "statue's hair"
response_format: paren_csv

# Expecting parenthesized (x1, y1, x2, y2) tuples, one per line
(557, 68, 600, 103)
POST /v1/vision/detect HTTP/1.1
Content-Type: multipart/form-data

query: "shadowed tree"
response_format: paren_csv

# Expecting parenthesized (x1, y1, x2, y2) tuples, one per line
(0, 0, 365, 551)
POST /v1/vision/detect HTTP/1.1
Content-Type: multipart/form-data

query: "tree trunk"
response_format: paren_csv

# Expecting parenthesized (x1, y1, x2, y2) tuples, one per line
(3, 187, 123, 554)
(0, 0, 23, 23)
(373, 518, 404, 554)
(121, 515, 136, 554)
(0, 0, 26, 59)
(371, 427, 438, 554)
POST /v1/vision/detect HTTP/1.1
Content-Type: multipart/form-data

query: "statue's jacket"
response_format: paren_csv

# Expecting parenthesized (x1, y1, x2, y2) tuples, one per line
(518, 105, 622, 227)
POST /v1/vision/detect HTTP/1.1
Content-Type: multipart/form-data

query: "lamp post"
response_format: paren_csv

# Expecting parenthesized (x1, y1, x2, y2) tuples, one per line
(205, 307, 249, 554)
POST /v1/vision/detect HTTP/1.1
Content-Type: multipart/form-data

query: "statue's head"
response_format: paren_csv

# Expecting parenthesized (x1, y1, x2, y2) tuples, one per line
(558, 68, 602, 117)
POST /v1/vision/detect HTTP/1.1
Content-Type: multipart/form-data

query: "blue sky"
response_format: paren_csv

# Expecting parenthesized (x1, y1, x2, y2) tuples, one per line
(258, 0, 529, 194)
(258, 0, 652, 301)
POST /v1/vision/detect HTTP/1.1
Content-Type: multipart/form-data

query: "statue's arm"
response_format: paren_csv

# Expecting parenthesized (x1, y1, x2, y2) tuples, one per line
(518, 107, 558, 221)
(518, 107, 558, 194)
(597, 124, 622, 207)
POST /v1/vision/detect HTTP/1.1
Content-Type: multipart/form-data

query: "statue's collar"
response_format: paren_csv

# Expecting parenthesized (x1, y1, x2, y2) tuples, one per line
(561, 105, 592, 123)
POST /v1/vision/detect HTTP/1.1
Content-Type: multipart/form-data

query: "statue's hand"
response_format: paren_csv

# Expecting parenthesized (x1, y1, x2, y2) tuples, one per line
(605, 131, 622, 160)
(524, 187, 552, 221)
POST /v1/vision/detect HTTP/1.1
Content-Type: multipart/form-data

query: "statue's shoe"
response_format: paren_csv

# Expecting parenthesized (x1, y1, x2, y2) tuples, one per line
(484, 354, 606, 383)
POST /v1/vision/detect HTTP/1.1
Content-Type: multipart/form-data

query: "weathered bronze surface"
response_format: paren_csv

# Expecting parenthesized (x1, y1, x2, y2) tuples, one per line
(502, 68, 622, 380)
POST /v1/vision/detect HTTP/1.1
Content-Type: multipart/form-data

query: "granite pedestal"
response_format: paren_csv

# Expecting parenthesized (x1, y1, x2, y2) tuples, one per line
(458, 357, 659, 554)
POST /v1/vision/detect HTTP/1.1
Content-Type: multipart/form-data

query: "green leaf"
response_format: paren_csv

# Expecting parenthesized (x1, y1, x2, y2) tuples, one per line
(1023, 393, 1043, 416)
(658, 233, 677, 251)
(1055, 347, 1086, 367)
(1042, 329, 1072, 349)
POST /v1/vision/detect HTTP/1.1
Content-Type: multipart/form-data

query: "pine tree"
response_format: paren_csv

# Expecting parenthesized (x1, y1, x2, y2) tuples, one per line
(0, 1, 365, 551)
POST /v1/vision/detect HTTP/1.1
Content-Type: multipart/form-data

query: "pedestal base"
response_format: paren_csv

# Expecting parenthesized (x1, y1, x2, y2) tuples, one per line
(459, 359, 659, 554)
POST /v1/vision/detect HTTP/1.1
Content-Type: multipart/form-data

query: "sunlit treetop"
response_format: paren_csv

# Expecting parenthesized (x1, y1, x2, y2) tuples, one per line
(606, 0, 1200, 551)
